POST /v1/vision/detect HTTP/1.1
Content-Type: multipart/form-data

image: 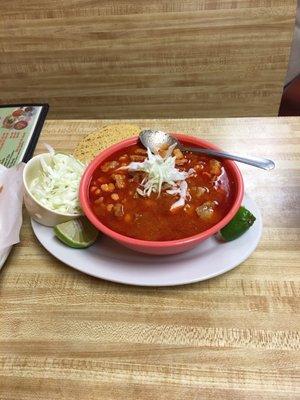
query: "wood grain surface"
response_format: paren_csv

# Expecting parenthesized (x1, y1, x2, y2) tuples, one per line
(0, 117, 300, 399)
(0, 1, 296, 119)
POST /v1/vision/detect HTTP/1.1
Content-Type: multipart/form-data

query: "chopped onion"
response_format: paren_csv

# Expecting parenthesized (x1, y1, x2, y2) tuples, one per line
(30, 146, 85, 214)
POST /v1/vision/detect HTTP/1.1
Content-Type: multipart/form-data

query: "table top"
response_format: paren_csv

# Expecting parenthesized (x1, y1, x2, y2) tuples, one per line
(1, 117, 299, 399)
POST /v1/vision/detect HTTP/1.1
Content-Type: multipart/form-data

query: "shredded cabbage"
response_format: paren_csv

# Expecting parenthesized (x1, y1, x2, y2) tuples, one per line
(125, 146, 195, 210)
(30, 146, 85, 214)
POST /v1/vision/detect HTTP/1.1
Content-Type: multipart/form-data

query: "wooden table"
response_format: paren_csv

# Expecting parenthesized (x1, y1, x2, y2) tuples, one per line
(0, 1, 295, 119)
(1, 118, 299, 399)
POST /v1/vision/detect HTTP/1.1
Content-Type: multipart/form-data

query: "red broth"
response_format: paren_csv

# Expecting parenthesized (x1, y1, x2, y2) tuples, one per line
(89, 144, 236, 241)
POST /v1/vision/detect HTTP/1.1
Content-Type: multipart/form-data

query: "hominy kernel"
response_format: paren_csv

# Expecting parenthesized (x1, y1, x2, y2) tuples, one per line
(97, 177, 106, 184)
(113, 203, 124, 217)
(210, 159, 222, 175)
(107, 204, 114, 212)
(173, 148, 184, 159)
(175, 158, 188, 166)
(95, 188, 101, 196)
(101, 183, 115, 192)
(184, 204, 195, 215)
(130, 155, 145, 162)
(111, 193, 119, 201)
(144, 199, 155, 207)
(90, 186, 97, 193)
(124, 213, 132, 223)
(160, 143, 169, 150)
(95, 197, 104, 204)
(112, 174, 126, 189)
(158, 149, 167, 158)
(101, 161, 119, 172)
(134, 148, 147, 155)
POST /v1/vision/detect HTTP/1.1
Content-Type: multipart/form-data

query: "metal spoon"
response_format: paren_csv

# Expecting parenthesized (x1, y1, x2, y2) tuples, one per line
(139, 129, 275, 170)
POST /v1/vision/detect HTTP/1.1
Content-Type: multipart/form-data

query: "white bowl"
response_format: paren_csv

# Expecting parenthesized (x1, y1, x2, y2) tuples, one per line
(23, 153, 82, 227)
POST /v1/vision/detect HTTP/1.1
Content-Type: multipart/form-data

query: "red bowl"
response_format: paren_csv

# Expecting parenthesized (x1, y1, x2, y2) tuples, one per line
(80, 134, 244, 255)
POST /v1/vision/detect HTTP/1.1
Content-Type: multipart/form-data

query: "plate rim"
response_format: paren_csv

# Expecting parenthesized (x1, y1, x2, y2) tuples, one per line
(31, 194, 262, 287)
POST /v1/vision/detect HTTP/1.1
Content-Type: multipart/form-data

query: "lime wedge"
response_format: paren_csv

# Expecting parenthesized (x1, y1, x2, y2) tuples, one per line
(54, 217, 99, 248)
(220, 206, 256, 242)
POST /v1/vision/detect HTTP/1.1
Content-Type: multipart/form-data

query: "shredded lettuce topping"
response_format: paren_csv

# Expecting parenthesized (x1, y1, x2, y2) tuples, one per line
(30, 145, 84, 214)
(125, 144, 194, 210)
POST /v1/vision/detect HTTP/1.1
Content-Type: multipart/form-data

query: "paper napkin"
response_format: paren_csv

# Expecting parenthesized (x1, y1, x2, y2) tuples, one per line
(0, 163, 25, 269)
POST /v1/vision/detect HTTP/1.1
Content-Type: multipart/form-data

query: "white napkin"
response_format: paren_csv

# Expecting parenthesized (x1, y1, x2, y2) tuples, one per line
(0, 163, 25, 270)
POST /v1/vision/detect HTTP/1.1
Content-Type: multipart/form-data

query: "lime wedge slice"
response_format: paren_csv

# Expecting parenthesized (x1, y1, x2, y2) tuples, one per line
(220, 206, 256, 242)
(54, 217, 99, 248)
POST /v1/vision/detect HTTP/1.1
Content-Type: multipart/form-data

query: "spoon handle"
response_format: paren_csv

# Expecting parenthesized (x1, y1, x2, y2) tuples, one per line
(181, 146, 275, 170)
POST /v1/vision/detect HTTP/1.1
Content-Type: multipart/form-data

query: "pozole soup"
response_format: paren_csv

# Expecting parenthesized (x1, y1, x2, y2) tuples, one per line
(89, 143, 236, 241)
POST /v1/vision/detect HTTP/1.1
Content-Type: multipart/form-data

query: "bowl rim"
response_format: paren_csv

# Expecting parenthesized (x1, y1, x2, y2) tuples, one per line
(79, 134, 244, 248)
(23, 152, 82, 217)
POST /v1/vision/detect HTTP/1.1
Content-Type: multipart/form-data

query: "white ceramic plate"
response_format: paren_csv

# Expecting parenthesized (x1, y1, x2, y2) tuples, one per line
(31, 194, 262, 287)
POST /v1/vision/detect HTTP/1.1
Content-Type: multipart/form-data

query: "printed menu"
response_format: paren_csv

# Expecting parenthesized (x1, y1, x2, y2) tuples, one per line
(0, 104, 48, 167)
